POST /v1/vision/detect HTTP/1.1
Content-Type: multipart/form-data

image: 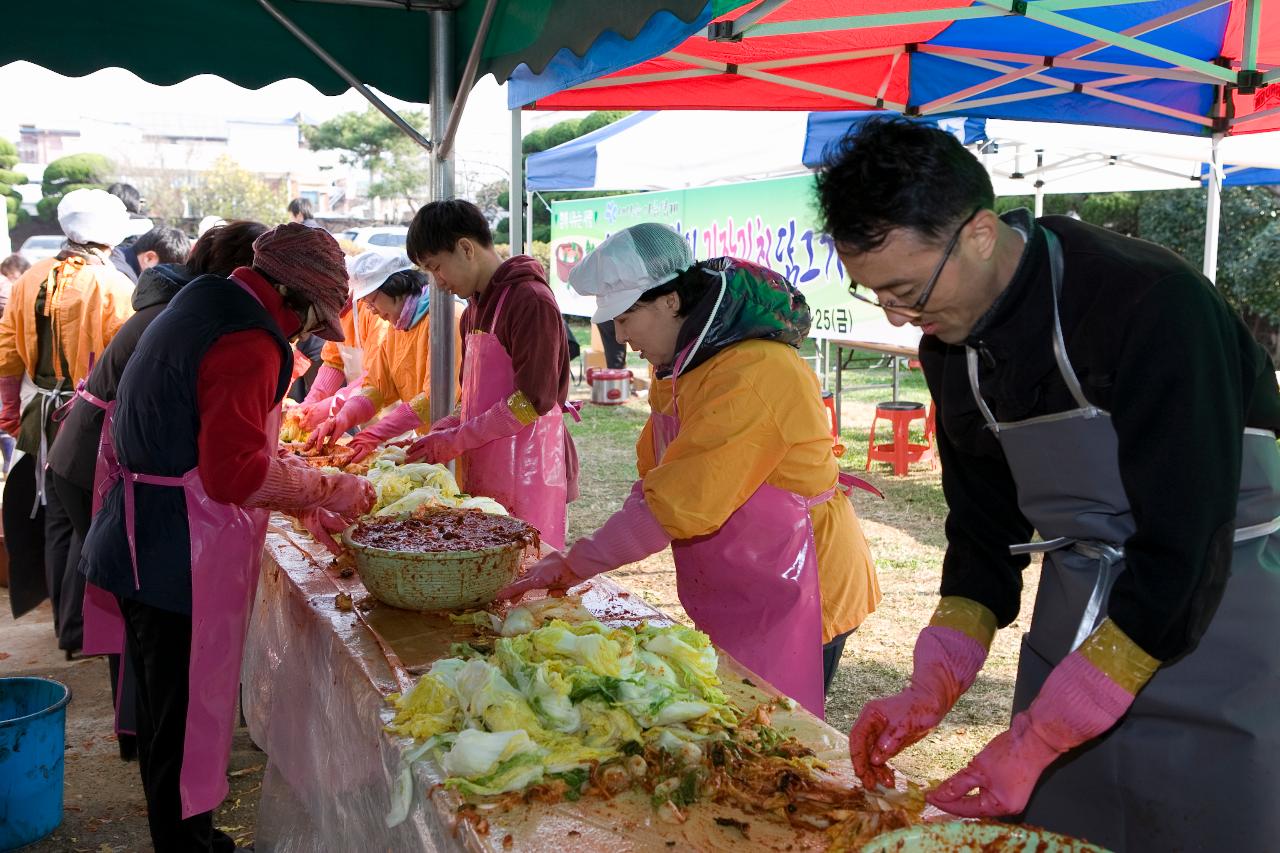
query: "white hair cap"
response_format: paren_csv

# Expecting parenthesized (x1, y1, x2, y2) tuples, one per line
(346, 251, 416, 298)
(57, 189, 131, 248)
(568, 223, 693, 323)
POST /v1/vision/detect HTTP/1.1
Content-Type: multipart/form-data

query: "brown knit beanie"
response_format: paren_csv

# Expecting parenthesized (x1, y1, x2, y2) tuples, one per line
(252, 223, 347, 341)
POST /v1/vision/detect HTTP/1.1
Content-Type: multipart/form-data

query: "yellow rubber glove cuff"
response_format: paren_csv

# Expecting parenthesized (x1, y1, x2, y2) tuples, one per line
(408, 392, 432, 424)
(929, 596, 998, 651)
(1079, 618, 1159, 696)
(358, 385, 385, 412)
(507, 390, 539, 427)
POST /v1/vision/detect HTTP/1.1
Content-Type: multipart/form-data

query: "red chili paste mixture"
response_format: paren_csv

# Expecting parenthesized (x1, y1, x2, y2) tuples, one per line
(352, 508, 537, 553)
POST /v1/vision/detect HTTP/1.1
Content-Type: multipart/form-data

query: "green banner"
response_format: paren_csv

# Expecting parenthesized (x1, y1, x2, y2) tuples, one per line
(549, 174, 881, 338)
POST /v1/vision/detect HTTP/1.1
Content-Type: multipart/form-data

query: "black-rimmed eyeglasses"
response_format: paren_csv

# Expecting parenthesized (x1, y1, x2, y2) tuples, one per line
(847, 207, 981, 314)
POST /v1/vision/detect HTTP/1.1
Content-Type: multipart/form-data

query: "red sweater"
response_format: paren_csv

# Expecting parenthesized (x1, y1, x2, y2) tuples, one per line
(196, 267, 301, 504)
(460, 256, 570, 415)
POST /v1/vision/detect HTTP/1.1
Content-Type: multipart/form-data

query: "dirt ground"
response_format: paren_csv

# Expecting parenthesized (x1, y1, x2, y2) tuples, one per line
(0, 351, 1041, 850)
(0, 593, 264, 851)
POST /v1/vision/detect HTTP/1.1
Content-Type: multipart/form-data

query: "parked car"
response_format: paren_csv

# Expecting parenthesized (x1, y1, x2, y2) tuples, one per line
(17, 234, 65, 264)
(338, 226, 409, 256)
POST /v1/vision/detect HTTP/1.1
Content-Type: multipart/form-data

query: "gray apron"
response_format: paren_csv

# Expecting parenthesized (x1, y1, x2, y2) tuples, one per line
(965, 230, 1280, 853)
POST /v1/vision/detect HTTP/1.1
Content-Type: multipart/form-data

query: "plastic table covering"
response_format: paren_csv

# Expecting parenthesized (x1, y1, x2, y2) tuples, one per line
(242, 518, 873, 852)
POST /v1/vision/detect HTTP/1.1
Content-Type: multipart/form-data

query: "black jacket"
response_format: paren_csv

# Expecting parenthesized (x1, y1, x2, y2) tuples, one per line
(47, 263, 195, 490)
(921, 211, 1280, 661)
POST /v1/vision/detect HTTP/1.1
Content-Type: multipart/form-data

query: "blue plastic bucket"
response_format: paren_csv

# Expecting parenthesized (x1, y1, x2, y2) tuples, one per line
(0, 677, 72, 851)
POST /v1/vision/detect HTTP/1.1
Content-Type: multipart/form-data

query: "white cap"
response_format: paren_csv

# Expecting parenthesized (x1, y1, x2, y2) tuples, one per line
(569, 223, 693, 323)
(197, 216, 227, 238)
(347, 251, 415, 299)
(57, 189, 131, 248)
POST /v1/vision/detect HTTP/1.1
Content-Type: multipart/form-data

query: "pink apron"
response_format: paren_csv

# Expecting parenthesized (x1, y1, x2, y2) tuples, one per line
(650, 349, 832, 718)
(83, 276, 281, 818)
(458, 285, 573, 551)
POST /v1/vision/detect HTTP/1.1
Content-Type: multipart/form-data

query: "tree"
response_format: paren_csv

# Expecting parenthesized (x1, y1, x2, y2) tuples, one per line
(0, 139, 24, 230)
(510, 111, 633, 245)
(188, 155, 289, 224)
(304, 106, 432, 210)
(38, 152, 114, 222)
(1139, 186, 1280, 360)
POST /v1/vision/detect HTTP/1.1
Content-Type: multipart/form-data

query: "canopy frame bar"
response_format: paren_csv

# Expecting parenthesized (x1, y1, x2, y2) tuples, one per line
(256, 0, 435, 151)
(575, 46, 903, 90)
(1233, 103, 1280, 126)
(436, 0, 500, 159)
(921, 44, 1225, 85)
(918, 0, 1229, 113)
(923, 51, 1215, 127)
(724, 0, 789, 38)
(977, 0, 1238, 84)
(1241, 0, 1264, 71)
(665, 50, 907, 109)
(296, 0, 450, 10)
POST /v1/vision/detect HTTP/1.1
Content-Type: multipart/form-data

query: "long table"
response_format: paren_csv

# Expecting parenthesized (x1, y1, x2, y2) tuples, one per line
(242, 521, 871, 852)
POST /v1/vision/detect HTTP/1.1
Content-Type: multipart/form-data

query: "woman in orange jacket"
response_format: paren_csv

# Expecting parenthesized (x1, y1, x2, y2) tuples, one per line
(0, 189, 136, 653)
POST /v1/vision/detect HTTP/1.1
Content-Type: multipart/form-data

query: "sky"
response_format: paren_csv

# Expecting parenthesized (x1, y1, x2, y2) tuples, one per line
(0, 61, 589, 194)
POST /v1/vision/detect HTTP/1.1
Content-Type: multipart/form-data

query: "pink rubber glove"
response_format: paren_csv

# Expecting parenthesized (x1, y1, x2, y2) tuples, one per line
(0, 373, 22, 437)
(246, 456, 375, 518)
(496, 482, 670, 600)
(347, 401, 425, 463)
(306, 393, 376, 452)
(302, 364, 345, 405)
(405, 398, 525, 464)
(848, 626, 988, 790)
(927, 651, 1135, 817)
(299, 508, 350, 555)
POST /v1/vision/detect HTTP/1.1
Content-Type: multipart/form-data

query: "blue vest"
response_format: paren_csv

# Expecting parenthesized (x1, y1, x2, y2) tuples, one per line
(81, 275, 292, 614)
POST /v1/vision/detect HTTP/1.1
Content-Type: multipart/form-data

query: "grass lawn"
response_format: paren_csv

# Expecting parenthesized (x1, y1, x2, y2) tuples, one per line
(564, 319, 1040, 785)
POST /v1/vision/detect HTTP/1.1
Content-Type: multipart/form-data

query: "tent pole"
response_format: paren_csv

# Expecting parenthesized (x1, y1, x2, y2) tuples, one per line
(435, 0, 499, 160)
(526, 191, 534, 254)
(1033, 151, 1045, 218)
(1202, 130, 1223, 284)
(429, 9, 457, 423)
(510, 109, 524, 255)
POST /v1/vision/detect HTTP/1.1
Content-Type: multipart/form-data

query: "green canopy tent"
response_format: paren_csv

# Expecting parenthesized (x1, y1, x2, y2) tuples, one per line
(2, 0, 727, 416)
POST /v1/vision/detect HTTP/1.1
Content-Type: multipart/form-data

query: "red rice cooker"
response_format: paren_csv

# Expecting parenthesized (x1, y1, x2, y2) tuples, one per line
(586, 368, 633, 405)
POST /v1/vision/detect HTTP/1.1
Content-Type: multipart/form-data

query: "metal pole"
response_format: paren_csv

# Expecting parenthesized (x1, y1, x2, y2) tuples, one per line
(435, 0, 500, 160)
(510, 109, 524, 255)
(1203, 130, 1223, 283)
(256, 0, 433, 152)
(428, 9, 457, 422)
(1033, 151, 1045, 218)
(526, 191, 534, 254)
(835, 345, 843, 431)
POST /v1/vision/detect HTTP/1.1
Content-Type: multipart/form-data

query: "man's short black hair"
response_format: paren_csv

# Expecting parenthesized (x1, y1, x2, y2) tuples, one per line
(107, 182, 144, 214)
(288, 197, 313, 220)
(815, 118, 994, 254)
(406, 199, 493, 260)
(132, 226, 191, 265)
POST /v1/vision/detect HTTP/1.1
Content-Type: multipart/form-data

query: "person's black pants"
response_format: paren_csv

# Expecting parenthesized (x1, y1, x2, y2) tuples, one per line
(55, 472, 138, 760)
(37, 468, 81, 652)
(119, 596, 235, 853)
(823, 628, 855, 694)
(596, 321, 628, 369)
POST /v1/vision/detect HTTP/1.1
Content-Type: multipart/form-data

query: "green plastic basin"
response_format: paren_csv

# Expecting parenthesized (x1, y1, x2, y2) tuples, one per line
(860, 822, 1111, 852)
(341, 525, 523, 611)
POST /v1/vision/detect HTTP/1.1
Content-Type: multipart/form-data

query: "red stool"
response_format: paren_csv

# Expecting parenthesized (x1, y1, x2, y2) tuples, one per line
(924, 400, 936, 445)
(866, 401, 935, 476)
(821, 391, 838, 438)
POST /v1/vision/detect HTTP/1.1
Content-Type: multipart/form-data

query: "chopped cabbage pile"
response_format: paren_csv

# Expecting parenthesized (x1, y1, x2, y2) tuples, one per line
(362, 454, 507, 517)
(385, 603, 740, 808)
(278, 408, 310, 444)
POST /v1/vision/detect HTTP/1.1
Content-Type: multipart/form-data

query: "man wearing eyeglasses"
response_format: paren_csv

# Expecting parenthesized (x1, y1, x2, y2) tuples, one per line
(816, 118, 1280, 852)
